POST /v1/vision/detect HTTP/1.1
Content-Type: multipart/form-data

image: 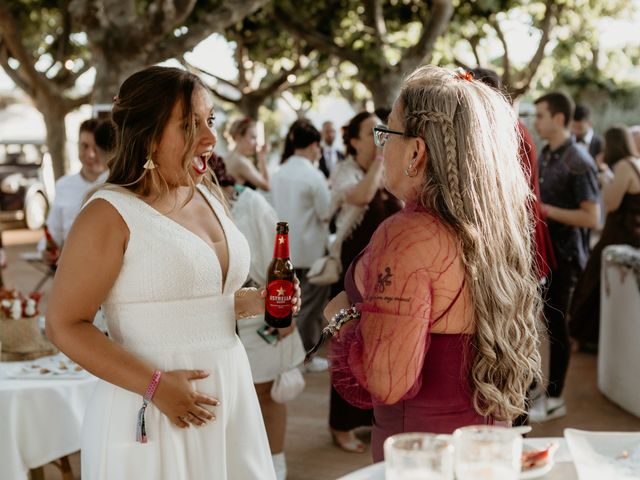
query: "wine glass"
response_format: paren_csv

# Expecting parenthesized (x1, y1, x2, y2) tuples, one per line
(384, 432, 454, 480)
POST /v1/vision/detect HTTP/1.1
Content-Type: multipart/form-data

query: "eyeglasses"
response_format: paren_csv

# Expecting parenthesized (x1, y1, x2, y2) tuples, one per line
(373, 125, 406, 148)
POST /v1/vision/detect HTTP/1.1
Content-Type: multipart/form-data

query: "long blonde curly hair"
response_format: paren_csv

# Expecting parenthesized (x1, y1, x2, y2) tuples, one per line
(398, 65, 542, 421)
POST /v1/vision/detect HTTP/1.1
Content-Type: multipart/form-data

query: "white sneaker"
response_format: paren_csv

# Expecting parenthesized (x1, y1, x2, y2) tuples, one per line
(304, 356, 329, 373)
(529, 396, 567, 423)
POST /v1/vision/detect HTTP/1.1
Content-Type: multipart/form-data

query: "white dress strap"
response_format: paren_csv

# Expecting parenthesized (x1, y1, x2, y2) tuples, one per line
(85, 187, 146, 233)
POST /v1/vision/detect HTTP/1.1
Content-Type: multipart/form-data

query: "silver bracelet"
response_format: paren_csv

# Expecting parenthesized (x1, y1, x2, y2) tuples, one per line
(305, 306, 361, 363)
(325, 306, 361, 336)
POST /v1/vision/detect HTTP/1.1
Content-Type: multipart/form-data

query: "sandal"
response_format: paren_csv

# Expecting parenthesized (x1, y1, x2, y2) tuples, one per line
(330, 429, 366, 453)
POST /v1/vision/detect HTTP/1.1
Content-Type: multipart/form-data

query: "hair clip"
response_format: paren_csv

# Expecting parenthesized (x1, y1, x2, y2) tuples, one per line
(455, 68, 474, 82)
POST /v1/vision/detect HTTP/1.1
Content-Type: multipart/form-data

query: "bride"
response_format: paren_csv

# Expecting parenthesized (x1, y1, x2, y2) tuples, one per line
(45, 66, 300, 479)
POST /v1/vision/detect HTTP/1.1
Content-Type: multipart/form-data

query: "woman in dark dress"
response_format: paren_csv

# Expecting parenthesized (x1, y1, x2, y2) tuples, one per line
(569, 126, 640, 352)
(327, 112, 402, 452)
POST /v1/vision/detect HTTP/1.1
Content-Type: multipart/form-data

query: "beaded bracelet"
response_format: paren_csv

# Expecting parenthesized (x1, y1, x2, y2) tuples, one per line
(326, 306, 361, 335)
(305, 305, 361, 363)
(136, 370, 162, 443)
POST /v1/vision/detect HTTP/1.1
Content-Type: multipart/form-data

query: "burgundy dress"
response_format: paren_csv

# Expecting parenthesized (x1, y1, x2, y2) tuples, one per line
(330, 206, 493, 462)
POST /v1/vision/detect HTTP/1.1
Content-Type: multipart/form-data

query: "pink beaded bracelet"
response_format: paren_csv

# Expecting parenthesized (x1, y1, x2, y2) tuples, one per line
(136, 370, 162, 443)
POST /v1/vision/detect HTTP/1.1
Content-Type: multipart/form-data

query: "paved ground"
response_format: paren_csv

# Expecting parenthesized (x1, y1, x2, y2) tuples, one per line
(2, 227, 638, 480)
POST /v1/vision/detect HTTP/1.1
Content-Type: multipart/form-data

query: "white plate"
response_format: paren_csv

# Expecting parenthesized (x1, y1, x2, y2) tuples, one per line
(520, 442, 558, 479)
(564, 429, 640, 480)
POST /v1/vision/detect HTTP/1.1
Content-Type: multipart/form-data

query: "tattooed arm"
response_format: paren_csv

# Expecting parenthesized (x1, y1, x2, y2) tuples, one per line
(329, 210, 454, 406)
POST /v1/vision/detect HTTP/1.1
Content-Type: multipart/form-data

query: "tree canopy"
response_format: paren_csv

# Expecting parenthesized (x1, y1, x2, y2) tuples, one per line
(1, 0, 638, 177)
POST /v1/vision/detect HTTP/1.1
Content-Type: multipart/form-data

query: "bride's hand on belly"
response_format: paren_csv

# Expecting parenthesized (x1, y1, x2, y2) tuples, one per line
(153, 369, 220, 428)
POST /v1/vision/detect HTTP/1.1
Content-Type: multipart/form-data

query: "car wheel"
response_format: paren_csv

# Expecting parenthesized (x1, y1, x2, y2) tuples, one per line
(24, 192, 48, 230)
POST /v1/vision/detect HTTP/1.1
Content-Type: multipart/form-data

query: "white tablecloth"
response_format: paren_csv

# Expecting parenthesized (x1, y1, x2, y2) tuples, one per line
(338, 438, 577, 480)
(0, 354, 98, 480)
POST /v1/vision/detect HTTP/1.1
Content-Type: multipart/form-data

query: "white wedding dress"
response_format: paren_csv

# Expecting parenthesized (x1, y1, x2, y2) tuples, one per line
(80, 185, 276, 480)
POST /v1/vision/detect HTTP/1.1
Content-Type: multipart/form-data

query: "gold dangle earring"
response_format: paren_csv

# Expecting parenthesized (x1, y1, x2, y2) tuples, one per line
(143, 152, 156, 170)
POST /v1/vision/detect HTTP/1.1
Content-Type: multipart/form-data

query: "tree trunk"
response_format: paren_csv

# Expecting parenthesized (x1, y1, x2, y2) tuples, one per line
(92, 56, 141, 104)
(237, 95, 263, 120)
(36, 97, 70, 179)
(366, 73, 402, 110)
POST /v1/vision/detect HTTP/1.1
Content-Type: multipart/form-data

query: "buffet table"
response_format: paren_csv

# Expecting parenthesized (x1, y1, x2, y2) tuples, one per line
(0, 353, 98, 480)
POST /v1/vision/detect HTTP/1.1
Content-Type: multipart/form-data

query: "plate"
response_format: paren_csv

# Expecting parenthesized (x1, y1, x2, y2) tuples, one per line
(520, 442, 558, 479)
(564, 428, 640, 480)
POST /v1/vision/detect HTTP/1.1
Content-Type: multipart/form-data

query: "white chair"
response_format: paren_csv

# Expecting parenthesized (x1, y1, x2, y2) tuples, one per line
(598, 245, 640, 417)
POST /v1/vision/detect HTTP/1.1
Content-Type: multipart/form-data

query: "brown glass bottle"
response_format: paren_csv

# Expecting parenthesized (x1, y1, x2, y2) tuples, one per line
(265, 222, 295, 328)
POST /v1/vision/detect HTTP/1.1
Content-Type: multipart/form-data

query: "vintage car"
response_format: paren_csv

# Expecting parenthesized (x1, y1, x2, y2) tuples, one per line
(0, 140, 55, 230)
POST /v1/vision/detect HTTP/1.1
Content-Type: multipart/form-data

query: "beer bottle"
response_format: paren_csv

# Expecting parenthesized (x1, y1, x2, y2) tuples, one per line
(43, 225, 60, 263)
(43, 225, 59, 258)
(265, 222, 294, 328)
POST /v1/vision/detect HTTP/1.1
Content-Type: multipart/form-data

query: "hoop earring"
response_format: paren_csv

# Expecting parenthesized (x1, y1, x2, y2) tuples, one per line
(143, 153, 156, 170)
(404, 161, 418, 177)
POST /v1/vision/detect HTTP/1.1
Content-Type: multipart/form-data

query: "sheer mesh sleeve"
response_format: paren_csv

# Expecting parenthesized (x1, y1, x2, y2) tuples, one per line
(330, 207, 464, 408)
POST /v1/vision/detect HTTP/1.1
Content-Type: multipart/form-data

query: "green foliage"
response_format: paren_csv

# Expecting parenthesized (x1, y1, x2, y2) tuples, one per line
(7, 0, 89, 90)
(273, 0, 441, 79)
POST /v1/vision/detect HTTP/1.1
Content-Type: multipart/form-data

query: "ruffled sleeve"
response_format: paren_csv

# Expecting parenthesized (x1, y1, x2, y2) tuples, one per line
(330, 208, 461, 408)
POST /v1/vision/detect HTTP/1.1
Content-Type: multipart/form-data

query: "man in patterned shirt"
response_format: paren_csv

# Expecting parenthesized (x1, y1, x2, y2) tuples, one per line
(531, 92, 600, 422)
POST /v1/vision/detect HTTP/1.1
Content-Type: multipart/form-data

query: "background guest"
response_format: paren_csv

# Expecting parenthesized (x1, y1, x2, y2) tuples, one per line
(319, 121, 344, 179)
(569, 126, 640, 352)
(209, 152, 305, 480)
(572, 104, 604, 160)
(40, 119, 108, 264)
(271, 119, 331, 372)
(224, 117, 270, 191)
(531, 92, 600, 422)
(327, 111, 401, 453)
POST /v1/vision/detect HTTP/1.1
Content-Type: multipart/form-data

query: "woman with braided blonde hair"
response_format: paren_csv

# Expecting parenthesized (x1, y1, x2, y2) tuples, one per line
(323, 65, 542, 461)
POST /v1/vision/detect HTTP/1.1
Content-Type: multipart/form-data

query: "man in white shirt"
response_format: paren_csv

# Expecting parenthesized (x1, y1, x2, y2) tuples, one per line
(271, 119, 331, 370)
(319, 121, 344, 179)
(42, 119, 109, 262)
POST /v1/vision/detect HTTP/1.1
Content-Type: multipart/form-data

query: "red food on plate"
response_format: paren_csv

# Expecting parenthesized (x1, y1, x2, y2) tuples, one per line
(522, 444, 554, 470)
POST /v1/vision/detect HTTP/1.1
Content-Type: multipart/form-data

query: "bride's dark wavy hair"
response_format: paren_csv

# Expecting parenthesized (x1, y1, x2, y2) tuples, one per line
(103, 66, 217, 201)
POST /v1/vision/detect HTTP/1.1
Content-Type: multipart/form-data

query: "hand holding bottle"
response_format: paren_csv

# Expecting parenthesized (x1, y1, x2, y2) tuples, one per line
(234, 276, 300, 320)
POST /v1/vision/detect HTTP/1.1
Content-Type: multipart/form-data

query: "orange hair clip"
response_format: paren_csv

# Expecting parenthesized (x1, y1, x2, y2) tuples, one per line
(455, 69, 474, 82)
